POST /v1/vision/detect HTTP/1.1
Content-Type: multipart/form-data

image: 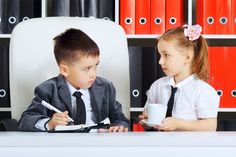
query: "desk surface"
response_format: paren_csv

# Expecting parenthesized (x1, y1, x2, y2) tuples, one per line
(1, 132, 236, 157)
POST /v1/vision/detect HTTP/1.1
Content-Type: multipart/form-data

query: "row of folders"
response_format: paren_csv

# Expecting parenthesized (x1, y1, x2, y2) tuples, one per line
(120, 0, 185, 34)
(129, 46, 236, 109)
(197, 0, 236, 34)
(208, 47, 236, 108)
(120, 0, 236, 34)
(0, 0, 115, 34)
(1, 0, 236, 35)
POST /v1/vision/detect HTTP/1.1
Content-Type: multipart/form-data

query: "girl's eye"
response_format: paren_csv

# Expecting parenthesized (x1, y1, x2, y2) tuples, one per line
(164, 54, 169, 57)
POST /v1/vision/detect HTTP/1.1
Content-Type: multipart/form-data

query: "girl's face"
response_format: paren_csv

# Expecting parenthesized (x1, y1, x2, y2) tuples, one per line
(157, 39, 191, 82)
(60, 56, 99, 89)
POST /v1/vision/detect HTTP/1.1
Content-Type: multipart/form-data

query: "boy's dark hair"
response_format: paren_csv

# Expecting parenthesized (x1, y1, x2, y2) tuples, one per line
(53, 28, 99, 65)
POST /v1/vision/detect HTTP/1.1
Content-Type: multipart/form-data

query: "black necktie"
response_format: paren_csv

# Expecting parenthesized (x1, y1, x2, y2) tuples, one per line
(73, 91, 86, 125)
(166, 86, 177, 117)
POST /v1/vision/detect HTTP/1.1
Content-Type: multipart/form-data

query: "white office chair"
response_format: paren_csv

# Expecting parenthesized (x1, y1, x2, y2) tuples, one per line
(9, 17, 130, 121)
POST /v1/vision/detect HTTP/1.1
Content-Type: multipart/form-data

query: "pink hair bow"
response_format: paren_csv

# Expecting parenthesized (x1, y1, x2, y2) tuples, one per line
(183, 24, 202, 41)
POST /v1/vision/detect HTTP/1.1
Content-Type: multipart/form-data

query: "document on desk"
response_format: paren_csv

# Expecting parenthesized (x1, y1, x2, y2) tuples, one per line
(52, 118, 111, 132)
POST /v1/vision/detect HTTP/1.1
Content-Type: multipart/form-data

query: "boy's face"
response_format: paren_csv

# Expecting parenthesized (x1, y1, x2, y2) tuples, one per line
(60, 56, 99, 89)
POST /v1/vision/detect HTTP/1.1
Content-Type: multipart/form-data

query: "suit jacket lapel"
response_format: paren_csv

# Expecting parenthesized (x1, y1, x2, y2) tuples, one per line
(57, 75, 73, 116)
(90, 82, 105, 123)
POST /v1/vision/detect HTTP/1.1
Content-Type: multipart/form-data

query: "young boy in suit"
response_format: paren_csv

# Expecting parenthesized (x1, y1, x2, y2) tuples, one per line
(18, 28, 130, 132)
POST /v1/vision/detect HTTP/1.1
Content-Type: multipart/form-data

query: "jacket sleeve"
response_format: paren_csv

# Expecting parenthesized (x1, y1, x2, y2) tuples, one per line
(18, 83, 53, 132)
(107, 82, 130, 129)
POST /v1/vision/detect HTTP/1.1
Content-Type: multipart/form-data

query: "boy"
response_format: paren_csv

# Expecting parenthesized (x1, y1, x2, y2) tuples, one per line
(18, 28, 130, 132)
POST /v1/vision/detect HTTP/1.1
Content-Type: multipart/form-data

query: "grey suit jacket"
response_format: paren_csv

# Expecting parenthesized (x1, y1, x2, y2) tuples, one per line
(18, 74, 130, 131)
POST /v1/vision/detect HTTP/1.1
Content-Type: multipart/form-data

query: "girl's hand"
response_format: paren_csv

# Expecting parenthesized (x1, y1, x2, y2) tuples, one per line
(154, 117, 180, 131)
(138, 111, 148, 124)
(47, 111, 70, 130)
(138, 111, 159, 130)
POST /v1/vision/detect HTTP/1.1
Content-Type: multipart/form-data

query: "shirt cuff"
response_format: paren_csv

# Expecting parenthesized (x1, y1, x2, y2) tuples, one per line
(35, 118, 50, 131)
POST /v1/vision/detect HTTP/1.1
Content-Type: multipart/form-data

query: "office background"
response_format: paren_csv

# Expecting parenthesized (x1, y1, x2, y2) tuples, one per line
(0, 0, 236, 131)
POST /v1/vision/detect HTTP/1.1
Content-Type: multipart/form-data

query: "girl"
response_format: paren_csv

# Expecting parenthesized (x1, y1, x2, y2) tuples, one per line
(139, 24, 219, 131)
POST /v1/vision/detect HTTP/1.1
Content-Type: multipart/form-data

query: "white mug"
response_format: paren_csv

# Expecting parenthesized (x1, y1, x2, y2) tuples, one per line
(147, 103, 167, 125)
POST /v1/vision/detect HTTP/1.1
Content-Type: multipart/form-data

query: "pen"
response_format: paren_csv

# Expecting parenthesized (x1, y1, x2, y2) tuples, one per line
(41, 100, 74, 122)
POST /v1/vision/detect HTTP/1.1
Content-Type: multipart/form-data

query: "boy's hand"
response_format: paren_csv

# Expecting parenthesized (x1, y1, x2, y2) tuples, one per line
(98, 125, 128, 133)
(47, 111, 70, 130)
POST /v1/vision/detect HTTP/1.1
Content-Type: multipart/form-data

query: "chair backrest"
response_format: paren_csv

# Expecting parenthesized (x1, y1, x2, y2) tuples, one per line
(10, 17, 130, 120)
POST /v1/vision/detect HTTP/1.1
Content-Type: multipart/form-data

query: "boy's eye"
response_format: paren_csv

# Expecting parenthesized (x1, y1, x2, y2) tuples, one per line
(83, 66, 97, 72)
(83, 68, 90, 72)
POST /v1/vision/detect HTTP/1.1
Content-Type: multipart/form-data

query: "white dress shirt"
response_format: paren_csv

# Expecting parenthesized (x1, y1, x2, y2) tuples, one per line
(67, 81, 96, 125)
(144, 74, 220, 120)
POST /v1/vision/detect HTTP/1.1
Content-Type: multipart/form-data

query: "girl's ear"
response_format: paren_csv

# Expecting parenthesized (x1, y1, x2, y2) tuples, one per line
(59, 64, 69, 77)
(185, 51, 194, 64)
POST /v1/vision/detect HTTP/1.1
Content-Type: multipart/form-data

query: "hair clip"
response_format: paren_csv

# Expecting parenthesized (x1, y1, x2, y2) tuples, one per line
(183, 24, 202, 41)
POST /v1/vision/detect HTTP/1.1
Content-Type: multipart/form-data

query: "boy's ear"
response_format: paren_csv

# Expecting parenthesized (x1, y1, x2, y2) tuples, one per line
(59, 64, 69, 77)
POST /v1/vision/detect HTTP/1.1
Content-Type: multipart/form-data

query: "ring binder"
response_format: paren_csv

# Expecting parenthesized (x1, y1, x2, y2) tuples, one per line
(0, 46, 10, 107)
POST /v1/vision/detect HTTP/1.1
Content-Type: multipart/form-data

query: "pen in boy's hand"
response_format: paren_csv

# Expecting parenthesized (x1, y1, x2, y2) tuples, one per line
(41, 100, 74, 122)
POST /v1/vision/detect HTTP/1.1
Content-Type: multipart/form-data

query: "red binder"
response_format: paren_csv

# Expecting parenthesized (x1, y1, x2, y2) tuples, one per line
(196, 0, 216, 34)
(132, 123, 138, 131)
(216, 0, 231, 34)
(208, 47, 227, 108)
(132, 123, 144, 132)
(135, 0, 150, 34)
(226, 47, 236, 108)
(119, 0, 135, 34)
(165, 0, 184, 31)
(150, 0, 165, 34)
(232, 0, 236, 34)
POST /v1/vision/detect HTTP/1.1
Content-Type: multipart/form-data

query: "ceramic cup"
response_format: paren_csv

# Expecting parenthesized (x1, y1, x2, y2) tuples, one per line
(146, 103, 167, 125)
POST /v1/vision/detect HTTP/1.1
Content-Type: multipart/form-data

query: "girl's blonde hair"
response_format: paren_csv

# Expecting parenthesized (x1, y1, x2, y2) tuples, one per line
(158, 26, 209, 82)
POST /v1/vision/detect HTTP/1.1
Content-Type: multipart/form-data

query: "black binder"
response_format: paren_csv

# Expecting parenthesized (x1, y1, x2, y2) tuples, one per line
(20, 0, 41, 21)
(98, 0, 115, 21)
(142, 47, 164, 105)
(83, 0, 99, 18)
(51, 0, 82, 17)
(0, 46, 10, 107)
(70, 0, 80, 16)
(4, 0, 20, 34)
(0, 0, 4, 33)
(0, 112, 11, 121)
(129, 46, 165, 107)
(129, 46, 142, 107)
(51, 0, 70, 16)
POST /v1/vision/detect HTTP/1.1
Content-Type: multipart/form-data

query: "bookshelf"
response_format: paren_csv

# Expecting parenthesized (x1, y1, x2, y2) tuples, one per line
(0, 0, 236, 127)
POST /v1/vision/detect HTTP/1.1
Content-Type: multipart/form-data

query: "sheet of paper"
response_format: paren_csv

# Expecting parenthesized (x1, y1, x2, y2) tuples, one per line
(54, 117, 110, 131)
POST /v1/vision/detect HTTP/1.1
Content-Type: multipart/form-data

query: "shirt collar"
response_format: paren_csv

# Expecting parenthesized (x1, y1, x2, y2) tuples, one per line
(66, 81, 89, 97)
(166, 74, 197, 89)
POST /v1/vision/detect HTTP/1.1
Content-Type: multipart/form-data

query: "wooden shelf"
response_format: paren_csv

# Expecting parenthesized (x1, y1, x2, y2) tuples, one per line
(0, 34, 11, 38)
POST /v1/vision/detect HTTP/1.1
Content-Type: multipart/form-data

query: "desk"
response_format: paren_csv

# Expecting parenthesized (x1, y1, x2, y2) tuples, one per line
(0, 132, 236, 157)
